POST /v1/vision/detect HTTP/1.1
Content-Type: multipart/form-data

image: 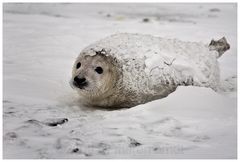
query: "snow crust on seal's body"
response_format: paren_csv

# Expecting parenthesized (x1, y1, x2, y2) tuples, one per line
(72, 33, 229, 108)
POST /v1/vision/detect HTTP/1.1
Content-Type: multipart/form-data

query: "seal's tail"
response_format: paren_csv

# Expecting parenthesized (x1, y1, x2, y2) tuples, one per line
(208, 37, 230, 58)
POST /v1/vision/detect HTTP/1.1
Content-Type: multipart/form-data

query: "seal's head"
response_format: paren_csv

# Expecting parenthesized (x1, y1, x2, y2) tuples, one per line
(71, 53, 118, 100)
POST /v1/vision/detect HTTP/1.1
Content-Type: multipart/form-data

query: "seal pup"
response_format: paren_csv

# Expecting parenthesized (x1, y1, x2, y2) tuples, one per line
(70, 33, 230, 108)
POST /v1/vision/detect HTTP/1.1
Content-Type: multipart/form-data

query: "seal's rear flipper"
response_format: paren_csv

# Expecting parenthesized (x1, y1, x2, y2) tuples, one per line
(209, 37, 230, 58)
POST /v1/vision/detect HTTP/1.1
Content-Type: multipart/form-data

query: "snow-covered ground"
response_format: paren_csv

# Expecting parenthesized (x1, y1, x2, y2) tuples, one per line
(3, 3, 237, 159)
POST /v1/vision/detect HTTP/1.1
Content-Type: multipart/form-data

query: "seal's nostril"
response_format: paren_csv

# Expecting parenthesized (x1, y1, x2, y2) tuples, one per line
(74, 77, 78, 82)
(79, 78, 86, 83)
(74, 77, 86, 84)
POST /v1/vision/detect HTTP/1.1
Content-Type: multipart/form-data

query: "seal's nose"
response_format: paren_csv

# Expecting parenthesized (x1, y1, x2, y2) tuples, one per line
(74, 77, 86, 85)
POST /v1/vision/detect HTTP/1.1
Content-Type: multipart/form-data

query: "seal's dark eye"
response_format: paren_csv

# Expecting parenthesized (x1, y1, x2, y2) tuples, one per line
(76, 62, 81, 69)
(95, 66, 103, 74)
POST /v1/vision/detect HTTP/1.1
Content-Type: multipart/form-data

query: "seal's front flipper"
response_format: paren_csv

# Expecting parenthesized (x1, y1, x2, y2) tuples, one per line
(208, 37, 230, 58)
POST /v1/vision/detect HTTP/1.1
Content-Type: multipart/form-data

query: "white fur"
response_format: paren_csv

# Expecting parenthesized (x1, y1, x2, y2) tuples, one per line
(71, 33, 223, 108)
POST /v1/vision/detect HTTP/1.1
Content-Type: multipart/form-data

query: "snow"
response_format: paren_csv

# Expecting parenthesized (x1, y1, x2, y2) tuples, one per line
(3, 3, 237, 159)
